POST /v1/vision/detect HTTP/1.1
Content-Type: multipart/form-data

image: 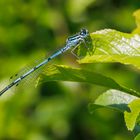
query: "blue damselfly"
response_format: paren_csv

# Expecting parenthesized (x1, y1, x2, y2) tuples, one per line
(0, 28, 91, 96)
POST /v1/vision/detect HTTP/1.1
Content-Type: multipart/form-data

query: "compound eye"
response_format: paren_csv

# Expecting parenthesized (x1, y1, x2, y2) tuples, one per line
(80, 28, 88, 36)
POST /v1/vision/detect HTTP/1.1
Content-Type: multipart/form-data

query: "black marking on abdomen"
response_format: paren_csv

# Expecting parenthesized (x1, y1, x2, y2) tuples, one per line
(34, 66, 38, 70)
(48, 57, 51, 61)
(20, 76, 24, 79)
(8, 82, 16, 89)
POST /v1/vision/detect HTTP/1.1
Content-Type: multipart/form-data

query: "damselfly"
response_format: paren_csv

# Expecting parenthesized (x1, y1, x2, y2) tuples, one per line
(0, 28, 92, 96)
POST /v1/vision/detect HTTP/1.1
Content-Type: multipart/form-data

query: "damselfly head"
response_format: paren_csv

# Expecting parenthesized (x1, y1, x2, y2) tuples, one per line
(80, 28, 89, 38)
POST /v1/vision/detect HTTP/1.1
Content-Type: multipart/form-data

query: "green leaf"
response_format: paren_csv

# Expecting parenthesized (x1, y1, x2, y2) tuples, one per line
(78, 29, 140, 69)
(89, 89, 140, 136)
(135, 133, 140, 140)
(40, 65, 140, 96)
(89, 89, 138, 113)
(133, 9, 140, 34)
(124, 99, 140, 131)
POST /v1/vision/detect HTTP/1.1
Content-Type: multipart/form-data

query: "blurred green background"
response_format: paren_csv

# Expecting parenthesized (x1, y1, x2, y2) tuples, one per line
(0, 0, 140, 140)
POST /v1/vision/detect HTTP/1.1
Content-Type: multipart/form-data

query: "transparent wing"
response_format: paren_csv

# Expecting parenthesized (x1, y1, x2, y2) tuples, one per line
(8, 56, 47, 93)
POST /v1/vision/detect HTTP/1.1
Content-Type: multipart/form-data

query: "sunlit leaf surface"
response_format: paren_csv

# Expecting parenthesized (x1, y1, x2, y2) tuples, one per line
(133, 9, 140, 34)
(124, 99, 140, 131)
(79, 29, 140, 69)
(89, 89, 138, 112)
